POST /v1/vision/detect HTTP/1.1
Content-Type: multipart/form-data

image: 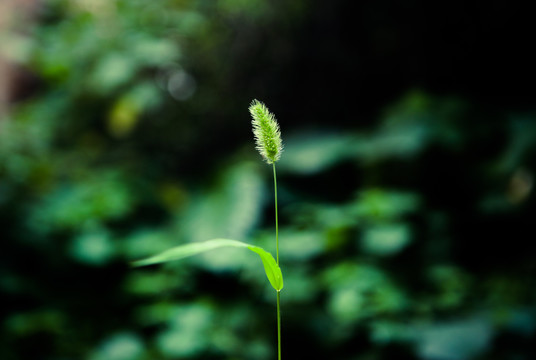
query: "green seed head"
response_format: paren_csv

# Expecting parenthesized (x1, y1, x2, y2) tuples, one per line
(249, 99, 283, 164)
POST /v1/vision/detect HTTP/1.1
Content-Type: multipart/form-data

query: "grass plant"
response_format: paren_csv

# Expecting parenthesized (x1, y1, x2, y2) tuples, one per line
(249, 99, 284, 360)
(132, 99, 284, 359)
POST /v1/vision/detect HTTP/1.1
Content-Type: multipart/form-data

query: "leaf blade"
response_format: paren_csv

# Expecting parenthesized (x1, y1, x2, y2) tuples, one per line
(131, 238, 283, 291)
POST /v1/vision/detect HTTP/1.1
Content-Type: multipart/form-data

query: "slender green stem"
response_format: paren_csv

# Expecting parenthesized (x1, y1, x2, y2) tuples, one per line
(273, 163, 281, 360)
(277, 290, 281, 360)
(273, 163, 279, 265)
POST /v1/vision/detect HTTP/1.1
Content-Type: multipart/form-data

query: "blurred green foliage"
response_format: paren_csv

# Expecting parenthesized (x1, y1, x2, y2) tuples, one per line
(1, 0, 536, 359)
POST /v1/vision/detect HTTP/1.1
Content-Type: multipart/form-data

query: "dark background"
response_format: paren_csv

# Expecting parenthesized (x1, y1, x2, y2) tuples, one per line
(1, 0, 535, 359)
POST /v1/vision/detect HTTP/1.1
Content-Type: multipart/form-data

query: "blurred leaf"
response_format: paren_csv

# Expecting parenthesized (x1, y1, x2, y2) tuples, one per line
(167, 302, 214, 330)
(427, 265, 470, 309)
(69, 226, 115, 265)
(107, 96, 141, 138)
(172, 10, 208, 35)
(354, 123, 430, 161)
(107, 82, 161, 137)
(179, 161, 265, 270)
(370, 320, 416, 344)
(352, 189, 420, 220)
(279, 267, 317, 303)
(157, 327, 202, 358)
(415, 316, 493, 360)
(156, 302, 213, 357)
(503, 309, 536, 336)
(28, 172, 134, 231)
(278, 133, 358, 175)
(89, 332, 144, 360)
(134, 302, 179, 326)
(129, 36, 180, 66)
(121, 228, 174, 260)
(88, 53, 137, 95)
(361, 223, 411, 256)
(279, 230, 325, 261)
(278, 94, 442, 175)
(380, 90, 465, 148)
(495, 117, 536, 173)
(323, 263, 407, 322)
(181, 162, 264, 241)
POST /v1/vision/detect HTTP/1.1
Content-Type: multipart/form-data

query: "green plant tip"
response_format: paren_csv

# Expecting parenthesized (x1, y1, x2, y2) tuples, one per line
(249, 99, 283, 164)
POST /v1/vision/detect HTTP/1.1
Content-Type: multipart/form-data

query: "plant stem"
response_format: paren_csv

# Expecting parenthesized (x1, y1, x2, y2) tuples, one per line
(273, 163, 281, 360)
(273, 163, 279, 265)
(277, 290, 281, 360)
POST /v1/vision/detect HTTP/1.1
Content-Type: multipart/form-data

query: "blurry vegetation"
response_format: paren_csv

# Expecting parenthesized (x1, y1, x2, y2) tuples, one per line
(1, 0, 536, 360)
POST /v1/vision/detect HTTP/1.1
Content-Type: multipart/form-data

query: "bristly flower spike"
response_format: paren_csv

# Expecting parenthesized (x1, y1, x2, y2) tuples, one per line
(249, 99, 283, 164)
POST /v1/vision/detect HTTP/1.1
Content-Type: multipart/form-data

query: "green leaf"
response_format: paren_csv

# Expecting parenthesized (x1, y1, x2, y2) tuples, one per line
(131, 238, 283, 291)
(246, 245, 283, 291)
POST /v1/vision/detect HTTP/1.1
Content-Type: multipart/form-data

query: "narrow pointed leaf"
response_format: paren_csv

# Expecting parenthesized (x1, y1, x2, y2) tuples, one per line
(131, 238, 283, 291)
